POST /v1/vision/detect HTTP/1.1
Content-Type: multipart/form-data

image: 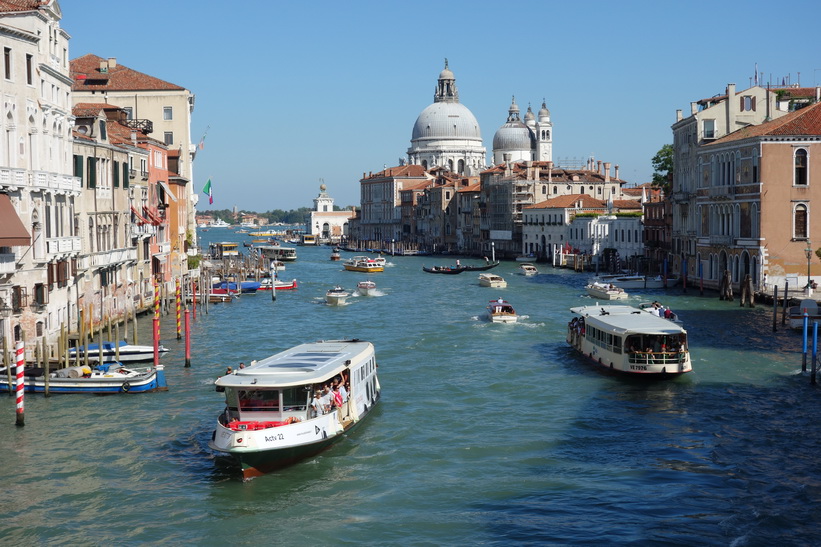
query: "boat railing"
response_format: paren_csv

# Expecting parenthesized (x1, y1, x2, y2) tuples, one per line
(627, 351, 687, 365)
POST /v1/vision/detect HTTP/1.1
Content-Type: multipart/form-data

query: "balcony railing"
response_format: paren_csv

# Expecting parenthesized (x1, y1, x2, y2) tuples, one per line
(90, 247, 138, 268)
(46, 236, 82, 256)
(123, 118, 154, 134)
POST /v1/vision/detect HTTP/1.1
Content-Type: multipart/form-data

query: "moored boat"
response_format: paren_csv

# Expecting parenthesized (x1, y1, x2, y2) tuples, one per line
(0, 363, 167, 394)
(586, 281, 628, 300)
(463, 261, 501, 271)
(478, 273, 507, 288)
(356, 280, 377, 296)
(67, 341, 168, 363)
(787, 299, 821, 330)
(343, 256, 384, 273)
(258, 244, 298, 261)
(258, 277, 298, 291)
(519, 263, 538, 276)
(209, 339, 382, 478)
(567, 304, 692, 377)
(325, 286, 350, 305)
(486, 298, 518, 323)
(588, 274, 680, 290)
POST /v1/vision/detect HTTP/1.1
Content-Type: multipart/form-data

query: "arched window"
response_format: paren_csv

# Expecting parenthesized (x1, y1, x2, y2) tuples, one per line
(794, 203, 808, 239)
(457, 159, 465, 173)
(795, 149, 808, 185)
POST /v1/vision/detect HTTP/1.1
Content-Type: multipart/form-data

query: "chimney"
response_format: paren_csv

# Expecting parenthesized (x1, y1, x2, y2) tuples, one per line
(676, 109, 683, 122)
(547, 161, 553, 182)
(604, 162, 611, 183)
(614, 164, 619, 180)
(691, 102, 698, 115)
(107, 58, 117, 69)
(816, 86, 820, 102)
(534, 165, 540, 181)
(526, 160, 534, 180)
(131, 130, 137, 145)
(597, 160, 602, 174)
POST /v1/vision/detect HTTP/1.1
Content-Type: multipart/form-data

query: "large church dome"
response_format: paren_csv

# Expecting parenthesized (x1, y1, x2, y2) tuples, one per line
(492, 97, 535, 164)
(411, 102, 482, 141)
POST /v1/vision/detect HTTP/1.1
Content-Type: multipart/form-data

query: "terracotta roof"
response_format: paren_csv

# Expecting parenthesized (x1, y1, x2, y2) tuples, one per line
(482, 161, 625, 183)
(0, 0, 43, 12)
(72, 104, 104, 118)
(708, 101, 821, 145)
(70, 54, 186, 92)
(400, 180, 435, 191)
(362, 164, 427, 180)
(457, 182, 481, 192)
(526, 194, 606, 209)
(612, 199, 642, 210)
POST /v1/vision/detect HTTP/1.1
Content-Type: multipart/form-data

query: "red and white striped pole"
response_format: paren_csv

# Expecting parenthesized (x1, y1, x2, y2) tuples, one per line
(15, 340, 24, 427)
(153, 280, 160, 367)
(175, 278, 182, 340)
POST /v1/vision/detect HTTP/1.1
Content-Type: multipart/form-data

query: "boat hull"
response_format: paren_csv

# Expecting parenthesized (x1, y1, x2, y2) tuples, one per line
(343, 264, 384, 273)
(67, 342, 168, 362)
(0, 366, 167, 393)
(586, 285, 628, 300)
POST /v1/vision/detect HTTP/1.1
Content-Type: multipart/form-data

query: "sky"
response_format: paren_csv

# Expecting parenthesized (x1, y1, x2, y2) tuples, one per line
(61, 0, 821, 213)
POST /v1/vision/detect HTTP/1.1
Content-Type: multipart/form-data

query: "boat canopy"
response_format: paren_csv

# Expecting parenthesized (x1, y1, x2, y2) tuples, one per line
(570, 305, 685, 336)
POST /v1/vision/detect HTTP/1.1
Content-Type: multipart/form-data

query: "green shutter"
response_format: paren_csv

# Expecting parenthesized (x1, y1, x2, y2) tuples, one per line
(73, 155, 83, 179)
(87, 157, 96, 188)
(113, 161, 120, 187)
(123, 162, 129, 188)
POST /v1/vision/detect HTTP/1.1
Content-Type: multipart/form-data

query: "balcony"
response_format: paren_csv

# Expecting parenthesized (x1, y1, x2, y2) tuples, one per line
(46, 236, 82, 256)
(90, 247, 137, 269)
(0, 167, 27, 189)
(709, 235, 733, 246)
(0, 252, 17, 275)
(123, 118, 154, 135)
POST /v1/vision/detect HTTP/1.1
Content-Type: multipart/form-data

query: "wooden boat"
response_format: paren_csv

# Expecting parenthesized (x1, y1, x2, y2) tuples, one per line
(787, 299, 821, 330)
(567, 304, 692, 377)
(0, 363, 167, 394)
(258, 277, 298, 291)
(422, 265, 466, 274)
(486, 298, 518, 323)
(478, 273, 507, 288)
(68, 341, 168, 363)
(519, 263, 538, 276)
(210, 339, 382, 478)
(463, 261, 501, 271)
(356, 280, 377, 296)
(586, 281, 629, 300)
(330, 250, 341, 261)
(343, 256, 384, 273)
(588, 274, 680, 290)
(325, 286, 350, 305)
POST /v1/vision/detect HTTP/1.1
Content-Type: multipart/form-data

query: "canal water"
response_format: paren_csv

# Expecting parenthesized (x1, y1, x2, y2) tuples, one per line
(2, 229, 820, 545)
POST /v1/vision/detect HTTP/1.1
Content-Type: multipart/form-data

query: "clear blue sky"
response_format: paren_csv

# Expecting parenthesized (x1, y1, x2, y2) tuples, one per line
(62, 0, 821, 213)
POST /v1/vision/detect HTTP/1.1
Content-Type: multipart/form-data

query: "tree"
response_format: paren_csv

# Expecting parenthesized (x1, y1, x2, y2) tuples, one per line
(651, 144, 674, 194)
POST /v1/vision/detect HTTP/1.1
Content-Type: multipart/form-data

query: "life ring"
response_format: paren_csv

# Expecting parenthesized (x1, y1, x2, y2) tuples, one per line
(121, 381, 131, 393)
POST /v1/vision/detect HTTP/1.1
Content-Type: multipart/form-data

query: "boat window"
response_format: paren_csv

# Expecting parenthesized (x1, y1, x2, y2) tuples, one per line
(238, 389, 280, 411)
(282, 386, 308, 411)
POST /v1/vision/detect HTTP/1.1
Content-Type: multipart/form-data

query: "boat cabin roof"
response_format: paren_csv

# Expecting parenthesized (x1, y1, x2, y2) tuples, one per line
(570, 305, 685, 336)
(215, 340, 373, 388)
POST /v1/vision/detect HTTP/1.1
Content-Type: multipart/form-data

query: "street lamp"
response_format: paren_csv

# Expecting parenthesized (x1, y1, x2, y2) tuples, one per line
(806, 240, 813, 289)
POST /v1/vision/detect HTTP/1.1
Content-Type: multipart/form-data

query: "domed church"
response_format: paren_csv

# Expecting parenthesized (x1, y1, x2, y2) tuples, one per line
(406, 60, 486, 175)
(491, 97, 552, 165)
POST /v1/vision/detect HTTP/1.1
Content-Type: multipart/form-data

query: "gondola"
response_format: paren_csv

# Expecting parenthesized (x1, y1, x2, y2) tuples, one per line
(422, 266, 467, 274)
(463, 261, 500, 271)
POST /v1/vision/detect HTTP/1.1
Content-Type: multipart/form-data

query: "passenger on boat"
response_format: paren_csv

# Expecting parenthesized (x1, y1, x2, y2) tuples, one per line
(225, 366, 233, 375)
(310, 390, 324, 417)
(331, 385, 344, 408)
(239, 362, 246, 369)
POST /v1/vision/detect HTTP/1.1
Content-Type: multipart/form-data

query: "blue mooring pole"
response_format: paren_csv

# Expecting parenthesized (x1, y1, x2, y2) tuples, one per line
(812, 322, 818, 385)
(802, 313, 809, 372)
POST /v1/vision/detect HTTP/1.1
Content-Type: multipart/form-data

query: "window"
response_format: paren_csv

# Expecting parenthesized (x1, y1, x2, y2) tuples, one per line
(164, 132, 173, 145)
(163, 106, 172, 120)
(113, 161, 120, 188)
(73, 154, 83, 180)
(795, 149, 808, 186)
(99, 120, 107, 140)
(3, 47, 10, 80)
(123, 107, 133, 120)
(86, 157, 97, 188)
(33, 283, 48, 307)
(703, 119, 715, 139)
(740, 96, 756, 111)
(794, 204, 808, 239)
(26, 54, 32, 85)
(11, 285, 26, 312)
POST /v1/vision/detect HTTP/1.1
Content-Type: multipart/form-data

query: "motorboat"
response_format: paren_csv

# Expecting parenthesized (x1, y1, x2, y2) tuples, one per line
(567, 304, 692, 377)
(0, 362, 167, 394)
(325, 286, 350, 305)
(258, 277, 298, 291)
(356, 280, 377, 296)
(330, 249, 341, 261)
(519, 263, 538, 276)
(343, 256, 384, 273)
(258, 244, 298, 261)
(588, 274, 679, 290)
(478, 273, 507, 288)
(210, 339, 381, 478)
(68, 341, 168, 363)
(486, 298, 518, 323)
(787, 299, 821, 330)
(213, 280, 261, 294)
(586, 281, 629, 301)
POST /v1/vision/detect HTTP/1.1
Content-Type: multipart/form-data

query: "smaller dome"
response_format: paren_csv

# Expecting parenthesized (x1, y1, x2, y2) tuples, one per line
(493, 120, 534, 151)
(524, 105, 535, 123)
(538, 100, 550, 119)
(439, 59, 454, 80)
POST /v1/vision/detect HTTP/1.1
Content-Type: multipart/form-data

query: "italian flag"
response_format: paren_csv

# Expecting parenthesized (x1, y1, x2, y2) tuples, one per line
(203, 179, 213, 204)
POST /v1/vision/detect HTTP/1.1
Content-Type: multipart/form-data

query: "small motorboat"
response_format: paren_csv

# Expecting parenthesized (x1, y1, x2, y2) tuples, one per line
(325, 286, 350, 305)
(586, 281, 629, 301)
(258, 277, 298, 291)
(0, 362, 168, 394)
(787, 299, 821, 330)
(486, 298, 518, 323)
(356, 280, 377, 296)
(68, 341, 168, 363)
(519, 263, 538, 276)
(478, 273, 507, 288)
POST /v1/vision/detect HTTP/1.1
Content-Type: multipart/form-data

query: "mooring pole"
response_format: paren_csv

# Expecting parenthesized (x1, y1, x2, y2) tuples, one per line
(14, 339, 24, 427)
(153, 280, 160, 367)
(184, 308, 191, 368)
(802, 313, 809, 372)
(772, 286, 778, 332)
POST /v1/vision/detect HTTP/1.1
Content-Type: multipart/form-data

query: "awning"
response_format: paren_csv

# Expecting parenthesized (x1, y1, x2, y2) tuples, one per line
(158, 181, 178, 202)
(130, 205, 149, 225)
(143, 206, 163, 225)
(0, 194, 31, 246)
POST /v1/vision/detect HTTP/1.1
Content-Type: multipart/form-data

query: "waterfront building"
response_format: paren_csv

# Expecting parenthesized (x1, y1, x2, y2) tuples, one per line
(358, 164, 430, 243)
(406, 61, 486, 175)
(307, 183, 353, 243)
(414, 169, 463, 253)
(670, 83, 787, 285)
(0, 0, 80, 353)
(455, 179, 482, 255)
(398, 179, 434, 246)
(491, 97, 553, 165)
(522, 194, 641, 266)
(695, 98, 821, 291)
(70, 54, 197, 272)
(480, 160, 626, 259)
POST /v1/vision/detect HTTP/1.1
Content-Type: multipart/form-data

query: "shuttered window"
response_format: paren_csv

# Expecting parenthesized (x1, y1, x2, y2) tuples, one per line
(123, 162, 129, 188)
(73, 154, 83, 180)
(113, 160, 120, 187)
(87, 157, 97, 188)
